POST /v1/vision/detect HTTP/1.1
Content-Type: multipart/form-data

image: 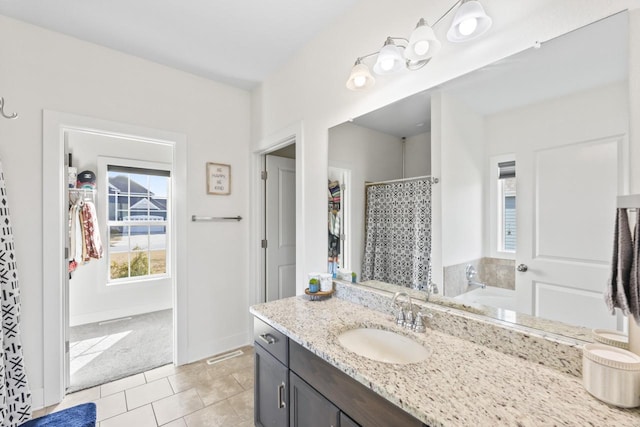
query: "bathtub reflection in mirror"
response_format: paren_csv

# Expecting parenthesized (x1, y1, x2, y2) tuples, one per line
(328, 12, 631, 337)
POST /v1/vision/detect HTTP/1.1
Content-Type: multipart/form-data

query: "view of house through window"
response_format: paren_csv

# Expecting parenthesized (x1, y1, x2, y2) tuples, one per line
(107, 165, 170, 282)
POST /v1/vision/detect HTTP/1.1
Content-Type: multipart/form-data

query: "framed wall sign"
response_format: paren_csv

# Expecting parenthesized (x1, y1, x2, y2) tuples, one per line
(206, 162, 231, 195)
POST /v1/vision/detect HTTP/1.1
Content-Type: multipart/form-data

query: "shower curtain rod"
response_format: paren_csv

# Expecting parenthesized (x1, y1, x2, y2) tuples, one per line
(365, 175, 439, 187)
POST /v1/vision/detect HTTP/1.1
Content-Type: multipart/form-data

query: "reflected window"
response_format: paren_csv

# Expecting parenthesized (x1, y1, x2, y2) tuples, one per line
(498, 160, 516, 253)
(107, 165, 170, 283)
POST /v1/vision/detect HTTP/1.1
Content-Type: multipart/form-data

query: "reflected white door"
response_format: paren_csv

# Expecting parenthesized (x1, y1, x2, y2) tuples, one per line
(515, 136, 626, 330)
(266, 155, 296, 301)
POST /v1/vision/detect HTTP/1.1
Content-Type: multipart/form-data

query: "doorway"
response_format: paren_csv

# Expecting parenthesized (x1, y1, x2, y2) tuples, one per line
(42, 111, 188, 406)
(264, 143, 296, 301)
(65, 133, 175, 392)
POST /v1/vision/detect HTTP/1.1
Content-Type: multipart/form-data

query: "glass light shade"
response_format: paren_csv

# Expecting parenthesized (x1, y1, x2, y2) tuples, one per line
(373, 43, 405, 75)
(405, 21, 441, 61)
(447, 0, 492, 43)
(346, 62, 375, 91)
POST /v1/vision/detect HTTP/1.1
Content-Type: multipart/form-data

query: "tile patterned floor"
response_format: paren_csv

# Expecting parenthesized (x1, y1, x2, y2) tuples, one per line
(32, 346, 255, 427)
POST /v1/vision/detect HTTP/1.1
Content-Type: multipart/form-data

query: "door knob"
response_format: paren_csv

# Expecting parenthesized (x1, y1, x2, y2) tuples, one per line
(517, 264, 528, 272)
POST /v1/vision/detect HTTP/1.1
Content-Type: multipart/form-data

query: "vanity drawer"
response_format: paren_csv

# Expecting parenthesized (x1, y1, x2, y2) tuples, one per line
(254, 317, 288, 365)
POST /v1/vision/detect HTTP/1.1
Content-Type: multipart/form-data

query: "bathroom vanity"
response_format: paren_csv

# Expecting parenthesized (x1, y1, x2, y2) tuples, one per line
(250, 284, 640, 426)
(254, 317, 424, 427)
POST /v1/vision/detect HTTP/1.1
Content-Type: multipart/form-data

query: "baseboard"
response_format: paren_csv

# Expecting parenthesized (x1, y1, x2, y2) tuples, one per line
(31, 387, 45, 410)
(70, 303, 172, 326)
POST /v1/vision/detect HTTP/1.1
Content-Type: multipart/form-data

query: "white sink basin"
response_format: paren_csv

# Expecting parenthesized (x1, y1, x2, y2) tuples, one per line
(337, 328, 430, 364)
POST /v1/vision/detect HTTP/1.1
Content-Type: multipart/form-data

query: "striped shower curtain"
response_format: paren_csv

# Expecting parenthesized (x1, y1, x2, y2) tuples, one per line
(0, 159, 32, 426)
(361, 178, 432, 289)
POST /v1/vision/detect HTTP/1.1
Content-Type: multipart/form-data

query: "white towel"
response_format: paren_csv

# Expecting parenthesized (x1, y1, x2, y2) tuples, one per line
(605, 208, 633, 315)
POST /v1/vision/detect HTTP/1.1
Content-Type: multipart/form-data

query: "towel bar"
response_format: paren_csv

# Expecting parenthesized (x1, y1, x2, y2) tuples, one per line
(191, 215, 242, 222)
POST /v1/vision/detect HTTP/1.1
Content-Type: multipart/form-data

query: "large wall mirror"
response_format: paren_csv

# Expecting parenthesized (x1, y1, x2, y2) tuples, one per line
(328, 12, 630, 338)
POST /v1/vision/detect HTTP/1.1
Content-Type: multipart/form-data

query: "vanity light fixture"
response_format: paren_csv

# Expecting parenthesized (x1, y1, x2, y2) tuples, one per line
(373, 38, 407, 75)
(346, 0, 492, 91)
(346, 58, 376, 90)
(406, 18, 441, 62)
(446, 0, 493, 42)
(345, 34, 434, 91)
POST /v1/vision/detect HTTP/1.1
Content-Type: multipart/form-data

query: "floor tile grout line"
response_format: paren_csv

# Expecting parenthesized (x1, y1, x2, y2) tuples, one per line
(43, 346, 255, 426)
(152, 386, 205, 426)
(150, 400, 160, 427)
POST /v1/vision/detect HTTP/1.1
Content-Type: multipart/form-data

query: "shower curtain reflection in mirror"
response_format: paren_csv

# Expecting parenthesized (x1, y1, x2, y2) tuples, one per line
(362, 177, 432, 289)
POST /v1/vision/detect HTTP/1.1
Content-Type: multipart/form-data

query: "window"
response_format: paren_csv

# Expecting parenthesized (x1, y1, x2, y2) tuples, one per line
(497, 160, 516, 253)
(107, 165, 170, 282)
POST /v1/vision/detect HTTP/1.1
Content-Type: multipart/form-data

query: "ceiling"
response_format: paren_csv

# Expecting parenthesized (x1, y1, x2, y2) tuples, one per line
(352, 91, 432, 139)
(352, 12, 627, 137)
(0, 0, 358, 89)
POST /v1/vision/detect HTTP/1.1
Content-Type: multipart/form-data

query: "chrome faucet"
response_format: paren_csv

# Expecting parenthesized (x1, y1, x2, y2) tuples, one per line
(424, 282, 439, 299)
(391, 291, 431, 332)
(465, 264, 486, 290)
(391, 291, 413, 328)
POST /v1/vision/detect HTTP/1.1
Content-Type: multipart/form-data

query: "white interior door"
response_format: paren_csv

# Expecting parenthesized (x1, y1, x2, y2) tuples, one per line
(266, 155, 296, 301)
(515, 135, 626, 330)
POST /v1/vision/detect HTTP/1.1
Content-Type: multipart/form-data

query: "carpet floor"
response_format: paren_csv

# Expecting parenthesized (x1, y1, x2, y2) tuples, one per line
(68, 309, 173, 393)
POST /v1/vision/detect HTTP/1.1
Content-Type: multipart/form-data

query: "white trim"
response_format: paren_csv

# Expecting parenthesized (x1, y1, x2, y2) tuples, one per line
(488, 153, 517, 261)
(249, 122, 303, 308)
(70, 302, 172, 327)
(42, 111, 188, 405)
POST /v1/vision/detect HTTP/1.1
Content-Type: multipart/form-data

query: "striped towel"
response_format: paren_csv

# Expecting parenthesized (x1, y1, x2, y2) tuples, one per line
(605, 208, 633, 315)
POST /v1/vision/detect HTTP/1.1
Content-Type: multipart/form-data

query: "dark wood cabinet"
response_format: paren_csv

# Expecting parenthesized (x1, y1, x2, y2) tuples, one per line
(254, 343, 289, 427)
(289, 340, 424, 427)
(290, 372, 340, 427)
(254, 316, 426, 427)
(340, 412, 360, 427)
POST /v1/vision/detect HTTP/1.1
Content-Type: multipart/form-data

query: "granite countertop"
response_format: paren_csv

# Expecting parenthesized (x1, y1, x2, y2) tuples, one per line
(250, 296, 640, 427)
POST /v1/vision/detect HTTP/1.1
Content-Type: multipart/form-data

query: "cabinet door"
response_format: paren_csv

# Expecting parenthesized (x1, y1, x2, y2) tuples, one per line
(290, 372, 340, 427)
(340, 412, 360, 427)
(255, 343, 289, 427)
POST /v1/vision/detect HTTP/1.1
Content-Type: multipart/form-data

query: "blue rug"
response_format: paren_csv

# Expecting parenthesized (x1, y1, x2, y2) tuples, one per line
(19, 403, 96, 427)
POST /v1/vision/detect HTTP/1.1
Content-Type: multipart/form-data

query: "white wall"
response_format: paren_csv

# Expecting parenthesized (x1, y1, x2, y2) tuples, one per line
(67, 132, 173, 326)
(328, 122, 403, 278)
(0, 15, 251, 407)
(404, 132, 431, 177)
(434, 93, 485, 274)
(486, 82, 629, 155)
(251, 0, 640, 296)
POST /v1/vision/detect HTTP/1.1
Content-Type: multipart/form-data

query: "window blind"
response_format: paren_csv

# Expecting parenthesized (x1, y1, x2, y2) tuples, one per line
(107, 165, 170, 177)
(498, 160, 516, 179)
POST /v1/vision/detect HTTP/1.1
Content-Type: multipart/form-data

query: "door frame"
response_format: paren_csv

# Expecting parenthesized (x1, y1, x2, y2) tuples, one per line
(42, 111, 188, 406)
(249, 122, 303, 305)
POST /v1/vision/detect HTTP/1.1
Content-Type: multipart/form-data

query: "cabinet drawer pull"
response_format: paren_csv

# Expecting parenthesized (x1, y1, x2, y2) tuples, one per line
(277, 382, 286, 409)
(259, 333, 276, 345)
